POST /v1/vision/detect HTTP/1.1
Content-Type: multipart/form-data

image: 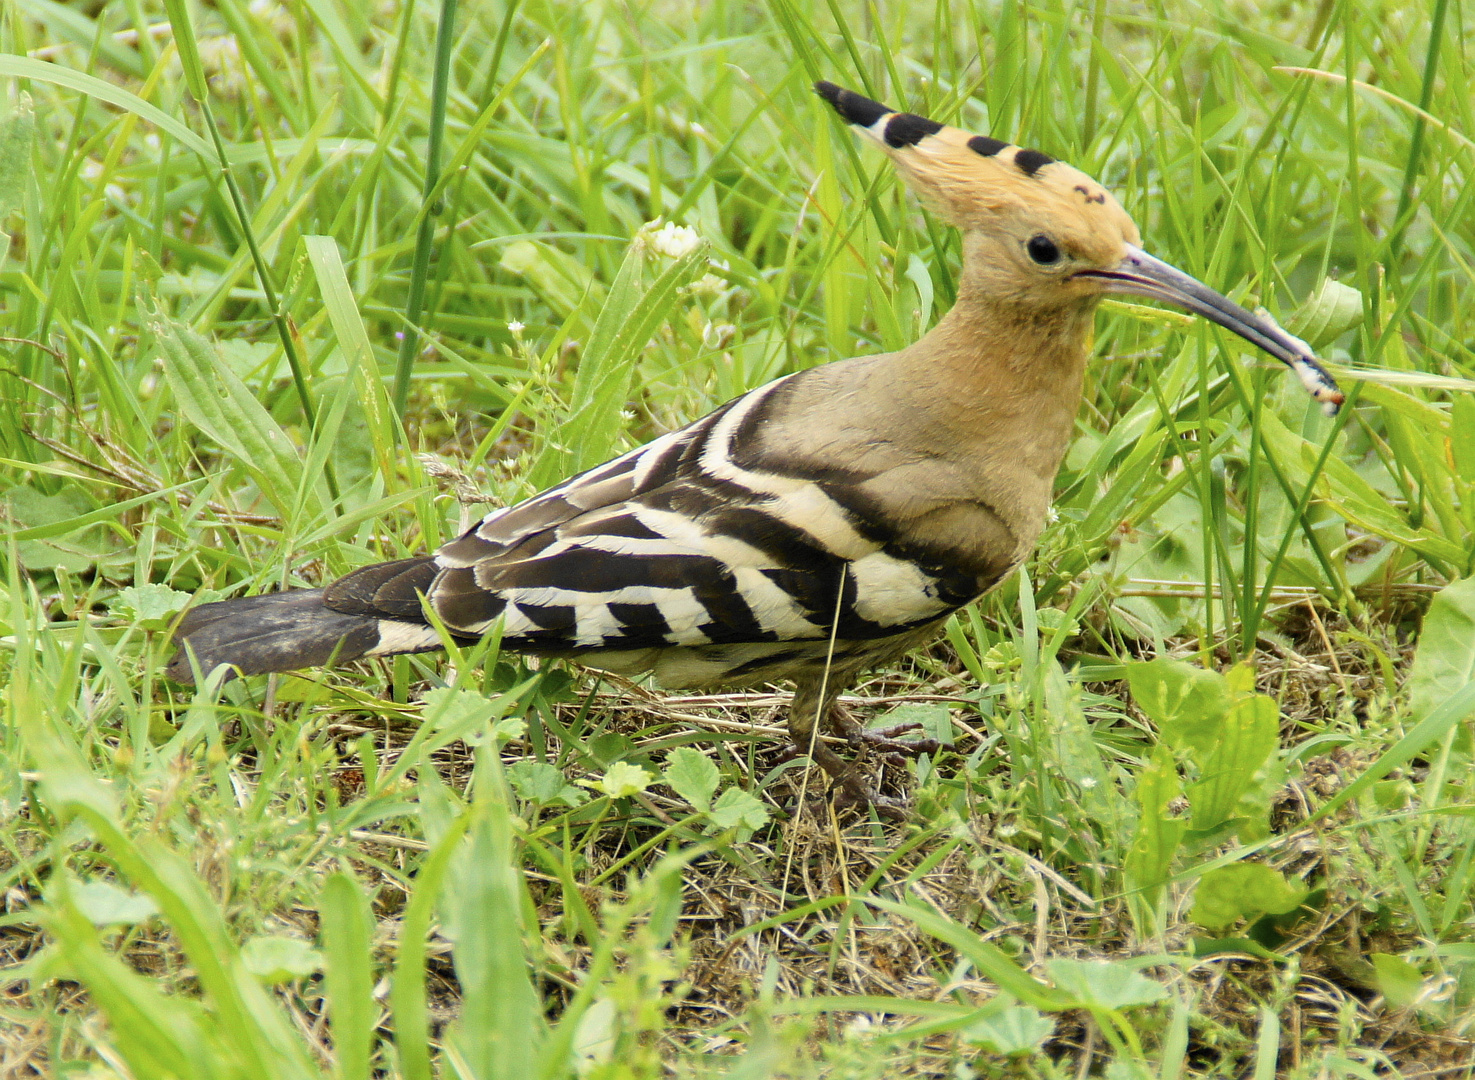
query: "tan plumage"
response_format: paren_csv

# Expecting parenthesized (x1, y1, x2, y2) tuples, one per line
(169, 82, 1342, 815)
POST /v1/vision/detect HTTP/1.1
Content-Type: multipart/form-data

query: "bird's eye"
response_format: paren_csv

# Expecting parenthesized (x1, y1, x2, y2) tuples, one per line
(1026, 235, 1061, 265)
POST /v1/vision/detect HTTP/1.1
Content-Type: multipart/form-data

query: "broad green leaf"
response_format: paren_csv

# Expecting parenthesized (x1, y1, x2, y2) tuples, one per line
(6, 483, 96, 528)
(111, 584, 192, 631)
(5, 483, 113, 574)
(592, 762, 653, 799)
(570, 998, 618, 1074)
(1125, 658, 1231, 753)
(961, 1002, 1055, 1055)
(874, 701, 955, 748)
(904, 253, 934, 329)
(1370, 953, 1425, 1010)
(1406, 575, 1475, 721)
(422, 687, 500, 732)
(1259, 410, 1465, 565)
(1248, 886, 1327, 951)
(662, 747, 719, 812)
(1224, 662, 1257, 695)
(1073, 430, 1171, 552)
(1287, 278, 1362, 349)
(508, 760, 588, 807)
(1124, 744, 1186, 913)
(1187, 694, 1279, 832)
(240, 935, 322, 984)
(707, 787, 770, 832)
(1190, 863, 1308, 931)
(1046, 958, 1168, 1010)
(70, 879, 158, 927)
(420, 687, 527, 747)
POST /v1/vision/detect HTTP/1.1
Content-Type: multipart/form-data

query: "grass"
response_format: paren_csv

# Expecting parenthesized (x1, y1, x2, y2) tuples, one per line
(3, 0, 1475, 1075)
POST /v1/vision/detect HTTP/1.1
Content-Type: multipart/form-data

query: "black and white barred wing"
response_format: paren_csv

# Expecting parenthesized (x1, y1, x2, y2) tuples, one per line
(326, 378, 977, 657)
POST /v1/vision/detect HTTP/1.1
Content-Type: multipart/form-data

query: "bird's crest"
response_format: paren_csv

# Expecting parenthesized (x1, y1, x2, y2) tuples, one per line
(814, 81, 1140, 254)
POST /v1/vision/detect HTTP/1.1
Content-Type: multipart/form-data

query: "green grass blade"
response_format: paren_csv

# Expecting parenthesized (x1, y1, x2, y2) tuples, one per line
(0, 54, 214, 157)
(527, 235, 708, 488)
(320, 873, 377, 1080)
(443, 754, 545, 1079)
(304, 234, 398, 483)
(392, 0, 460, 417)
(392, 812, 471, 1080)
(152, 308, 304, 518)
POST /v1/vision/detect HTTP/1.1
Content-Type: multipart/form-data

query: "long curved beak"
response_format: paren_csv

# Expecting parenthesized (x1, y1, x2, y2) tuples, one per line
(1077, 245, 1345, 415)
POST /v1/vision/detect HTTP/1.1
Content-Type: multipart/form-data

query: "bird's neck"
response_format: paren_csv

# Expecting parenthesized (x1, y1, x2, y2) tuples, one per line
(882, 271, 1099, 555)
(897, 280, 1096, 427)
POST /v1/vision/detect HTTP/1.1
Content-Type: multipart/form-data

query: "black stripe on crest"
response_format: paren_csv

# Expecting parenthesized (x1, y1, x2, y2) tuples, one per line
(968, 134, 1008, 157)
(883, 113, 943, 148)
(1013, 148, 1055, 176)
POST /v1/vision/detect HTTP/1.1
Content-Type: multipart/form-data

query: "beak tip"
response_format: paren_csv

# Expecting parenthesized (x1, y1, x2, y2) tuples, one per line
(1290, 354, 1345, 415)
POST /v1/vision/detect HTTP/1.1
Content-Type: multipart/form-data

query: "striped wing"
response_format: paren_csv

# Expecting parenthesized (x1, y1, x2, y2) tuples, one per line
(325, 376, 986, 656)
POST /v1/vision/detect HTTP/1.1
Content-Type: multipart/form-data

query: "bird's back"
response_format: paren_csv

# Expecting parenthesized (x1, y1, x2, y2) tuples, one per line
(322, 356, 1016, 681)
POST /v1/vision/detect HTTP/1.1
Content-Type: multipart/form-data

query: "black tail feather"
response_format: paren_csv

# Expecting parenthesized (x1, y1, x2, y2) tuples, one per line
(166, 589, 383, 683)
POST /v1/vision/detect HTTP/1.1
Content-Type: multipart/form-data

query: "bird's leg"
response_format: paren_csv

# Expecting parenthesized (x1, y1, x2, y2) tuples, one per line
(825, 701, 942, 760)
(788, 682, 906, 820)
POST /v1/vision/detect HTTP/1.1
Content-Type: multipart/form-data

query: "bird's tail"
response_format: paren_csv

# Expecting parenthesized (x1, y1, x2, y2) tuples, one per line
(165, 589, 434, 683)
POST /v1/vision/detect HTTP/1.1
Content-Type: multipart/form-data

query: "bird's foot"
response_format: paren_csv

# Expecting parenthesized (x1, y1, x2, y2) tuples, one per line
(828, 770, 908, 822)
(787, 735, 908, 821)
(826, 705, 941, 763)
(852, 721, 941, 759)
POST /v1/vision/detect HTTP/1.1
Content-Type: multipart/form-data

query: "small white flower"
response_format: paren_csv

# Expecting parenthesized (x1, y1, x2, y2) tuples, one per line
(647, 220, 701, 259)
(1078, 776, 1099, 790)
(507, 320, 525, 334)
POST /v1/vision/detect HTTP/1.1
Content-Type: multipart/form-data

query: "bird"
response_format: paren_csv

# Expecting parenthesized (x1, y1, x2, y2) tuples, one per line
(168, 81, 1343, 813)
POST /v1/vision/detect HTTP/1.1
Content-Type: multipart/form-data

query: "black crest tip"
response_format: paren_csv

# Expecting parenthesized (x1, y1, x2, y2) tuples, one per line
(813, 81, 892, 129)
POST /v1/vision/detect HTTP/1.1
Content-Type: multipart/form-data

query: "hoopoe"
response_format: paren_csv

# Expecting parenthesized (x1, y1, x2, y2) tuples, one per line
(169, 83, 1343, 812)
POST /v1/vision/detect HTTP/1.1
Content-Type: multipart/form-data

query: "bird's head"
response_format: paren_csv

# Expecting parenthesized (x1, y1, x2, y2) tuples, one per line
(814, 81, 1343, 413)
